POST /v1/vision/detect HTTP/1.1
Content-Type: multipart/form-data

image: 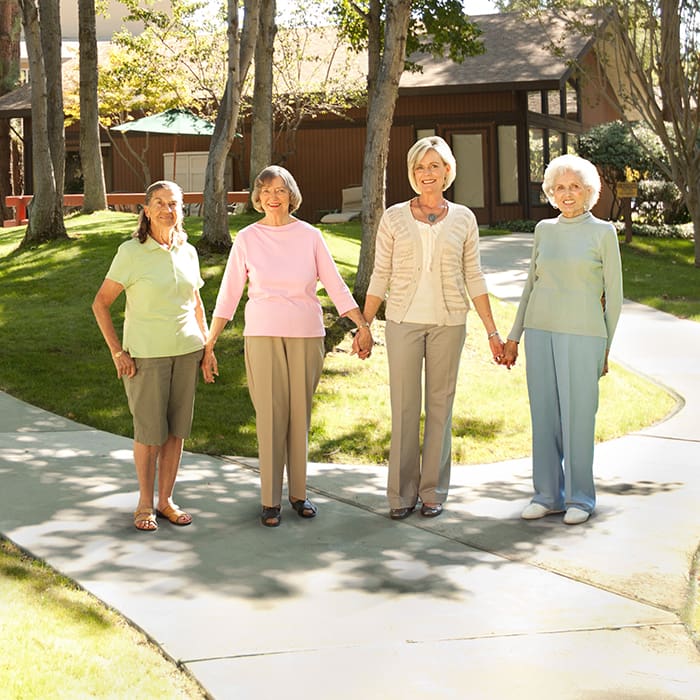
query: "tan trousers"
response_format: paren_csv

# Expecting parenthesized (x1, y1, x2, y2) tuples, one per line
(244, 336, 325, 507)
(384, 321, 466, 508)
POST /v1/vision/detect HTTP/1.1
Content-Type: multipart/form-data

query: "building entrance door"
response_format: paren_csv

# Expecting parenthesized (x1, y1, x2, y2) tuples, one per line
(448, 130, 490, 223)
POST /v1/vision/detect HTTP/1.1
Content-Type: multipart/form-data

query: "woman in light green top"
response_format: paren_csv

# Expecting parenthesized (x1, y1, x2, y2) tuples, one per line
(93, 181, 210, 532)
(503, 155, 623, 525)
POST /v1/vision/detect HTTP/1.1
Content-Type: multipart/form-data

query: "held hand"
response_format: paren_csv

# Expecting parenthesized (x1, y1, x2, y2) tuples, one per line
(350, 328, 374, 360)
(201, 347, 219, 383)
(601, 349, 610, 377)
(502, 339, 519, 369)
(114, 351, 136, 379)
(488, 333, 505, 365)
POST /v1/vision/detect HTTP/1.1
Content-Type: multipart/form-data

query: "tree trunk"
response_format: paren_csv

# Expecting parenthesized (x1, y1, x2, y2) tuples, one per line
(39, 0, 64, 200)
(353, 0, 411, 306)
(18, 0, 66, 245)
(248, 0, 276, 193)
(78, 0, 107, 213)
(0, 0, 20, 221)
(200, 0, 259, 253)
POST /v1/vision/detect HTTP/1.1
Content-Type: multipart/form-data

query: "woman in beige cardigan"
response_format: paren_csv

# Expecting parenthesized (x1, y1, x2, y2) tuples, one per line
(362, 136, 504, 519)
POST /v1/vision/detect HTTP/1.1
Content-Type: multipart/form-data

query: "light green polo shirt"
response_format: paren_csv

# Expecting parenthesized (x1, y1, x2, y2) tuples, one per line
(106, 235, 205, 358)
(508, 212, 623, 349)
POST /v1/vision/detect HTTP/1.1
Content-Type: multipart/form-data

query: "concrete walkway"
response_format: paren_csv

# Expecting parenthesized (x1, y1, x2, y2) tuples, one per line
(2, 233, 700, 699)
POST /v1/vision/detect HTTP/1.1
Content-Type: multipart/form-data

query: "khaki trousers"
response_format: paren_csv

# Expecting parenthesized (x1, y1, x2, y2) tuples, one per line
(385, 321, 466, 508)
(244, 336, 325, 507)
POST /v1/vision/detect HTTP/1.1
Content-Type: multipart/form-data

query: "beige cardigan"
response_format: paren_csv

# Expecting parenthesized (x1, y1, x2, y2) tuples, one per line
(367, 200, 489, 325)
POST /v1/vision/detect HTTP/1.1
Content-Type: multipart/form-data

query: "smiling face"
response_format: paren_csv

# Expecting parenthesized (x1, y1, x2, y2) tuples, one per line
(259, 176, 291, 216)
(552, 170, 589, 218)
(413, 149, 450, 195)
(144, 186, 182, 233)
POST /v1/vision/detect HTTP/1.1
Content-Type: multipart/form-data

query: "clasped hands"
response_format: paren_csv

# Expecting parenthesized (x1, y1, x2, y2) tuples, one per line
(351, 327, 374, 360)
(492, 336, 519, 370)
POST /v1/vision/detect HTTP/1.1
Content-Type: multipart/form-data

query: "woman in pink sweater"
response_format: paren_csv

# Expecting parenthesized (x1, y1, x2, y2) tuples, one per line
(202, 166, 372, 527)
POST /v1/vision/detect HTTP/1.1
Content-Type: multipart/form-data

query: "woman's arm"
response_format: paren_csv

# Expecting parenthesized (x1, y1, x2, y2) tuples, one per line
(92, 279, 135, 379)
(471, 293, 505, 364)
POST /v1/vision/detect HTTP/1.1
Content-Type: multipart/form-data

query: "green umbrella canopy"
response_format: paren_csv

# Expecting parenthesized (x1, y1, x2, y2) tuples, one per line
(111, 109, 214, 184)
(111, 108, 214, 135)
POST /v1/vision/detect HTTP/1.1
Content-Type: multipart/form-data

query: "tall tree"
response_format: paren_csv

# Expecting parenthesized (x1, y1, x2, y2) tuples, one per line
(248, 0, 276, 190)
(199, 0, 259, 252)
(0, 0, 21, 222)
(334, 0, 484, 303)
(18, 0, 67, 245)
(78, 0, 107, 212)
(39, 0, 64, 199)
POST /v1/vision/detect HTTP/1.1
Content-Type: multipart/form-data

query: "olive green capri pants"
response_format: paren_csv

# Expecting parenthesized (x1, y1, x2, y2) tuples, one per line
(123, 349, 203, 446)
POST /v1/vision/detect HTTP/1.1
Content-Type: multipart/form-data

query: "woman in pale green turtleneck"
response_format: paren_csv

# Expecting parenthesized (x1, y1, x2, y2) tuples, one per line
(503, 154, 623, 525)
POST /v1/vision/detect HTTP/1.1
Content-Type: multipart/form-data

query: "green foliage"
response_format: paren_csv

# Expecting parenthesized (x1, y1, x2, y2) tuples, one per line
(578, 120, 664, 183)
(492, 219, 537, 232)
(635, 180, 689, 225)
(614, 221, 694, 240)
(331, 0, 484, 69)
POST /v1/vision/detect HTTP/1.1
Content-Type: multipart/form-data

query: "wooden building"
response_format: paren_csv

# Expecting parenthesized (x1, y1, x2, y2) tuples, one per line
(1, 12, 622, 224)
(263, 13, 622, 224)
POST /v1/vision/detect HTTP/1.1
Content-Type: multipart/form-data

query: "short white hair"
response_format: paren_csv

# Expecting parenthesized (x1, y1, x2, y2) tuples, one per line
(407, 136, 457, 194)
(542, 154, 601, 210)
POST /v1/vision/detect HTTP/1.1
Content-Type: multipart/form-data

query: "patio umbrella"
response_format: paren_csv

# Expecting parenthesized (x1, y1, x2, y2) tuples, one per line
(111, 108, 214, 182)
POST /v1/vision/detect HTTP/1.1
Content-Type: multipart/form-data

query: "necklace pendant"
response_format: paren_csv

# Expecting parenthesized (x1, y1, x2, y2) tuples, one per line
(427, 213, 437, 223)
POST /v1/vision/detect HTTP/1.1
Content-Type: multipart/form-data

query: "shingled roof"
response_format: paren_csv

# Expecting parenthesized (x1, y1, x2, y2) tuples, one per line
(399, 12, 597, 94)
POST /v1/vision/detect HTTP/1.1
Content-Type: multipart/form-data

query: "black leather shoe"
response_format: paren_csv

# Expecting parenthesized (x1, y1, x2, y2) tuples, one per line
(389, 506, 415, 520)
(420, 503, 443, 518)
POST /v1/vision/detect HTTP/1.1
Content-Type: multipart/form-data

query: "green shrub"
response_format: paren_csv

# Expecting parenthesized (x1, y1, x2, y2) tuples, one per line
(635, 180, 689, 225)
(613, 221, 694, 239)
(492, 219, 537, 232)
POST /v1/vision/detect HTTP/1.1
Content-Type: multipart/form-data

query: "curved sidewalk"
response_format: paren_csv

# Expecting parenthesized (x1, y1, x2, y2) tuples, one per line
(1, 233, 699, 699)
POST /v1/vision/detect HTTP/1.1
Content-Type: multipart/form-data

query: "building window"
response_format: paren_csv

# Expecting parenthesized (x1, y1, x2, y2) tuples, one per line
(549, 131, 563, 161)
(497, 125, 518, 204)
(566, 82, 579, 119)
(416, 128, 436, 140)
(547, 90, 561, 116)
(529, 128, 546, 206)
(527, 91, 544, 113)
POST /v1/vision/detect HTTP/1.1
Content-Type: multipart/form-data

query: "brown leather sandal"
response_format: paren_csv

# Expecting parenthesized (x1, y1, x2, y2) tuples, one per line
(134, 509, 158, 532)
(155, 504, 192, 526)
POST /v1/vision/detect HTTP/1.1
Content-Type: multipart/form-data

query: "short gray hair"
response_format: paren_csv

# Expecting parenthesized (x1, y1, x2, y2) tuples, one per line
(542, 154, 601, 211)
(407, 136, 457, 194)
(251, 165, 302, 213)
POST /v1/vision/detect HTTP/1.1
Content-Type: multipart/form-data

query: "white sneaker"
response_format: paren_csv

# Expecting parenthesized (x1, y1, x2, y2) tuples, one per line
(563, 507, 590, 525)
(521, 503, 564, 520)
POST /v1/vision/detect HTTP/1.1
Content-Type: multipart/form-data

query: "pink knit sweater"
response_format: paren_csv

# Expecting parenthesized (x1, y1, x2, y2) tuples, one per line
(212, 219, 358, 337)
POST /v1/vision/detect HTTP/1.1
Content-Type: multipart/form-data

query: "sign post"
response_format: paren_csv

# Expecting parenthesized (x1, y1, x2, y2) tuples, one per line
(616, 181, 638, 243)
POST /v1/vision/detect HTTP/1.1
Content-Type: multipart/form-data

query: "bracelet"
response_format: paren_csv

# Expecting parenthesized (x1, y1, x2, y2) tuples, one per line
(487, 330, 500, 339)
(113, 350, 124, 358)
(356, 322, 371, 330)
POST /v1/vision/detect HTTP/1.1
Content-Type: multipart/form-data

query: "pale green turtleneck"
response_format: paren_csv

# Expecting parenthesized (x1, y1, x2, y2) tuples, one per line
(508, 211, 623, 349)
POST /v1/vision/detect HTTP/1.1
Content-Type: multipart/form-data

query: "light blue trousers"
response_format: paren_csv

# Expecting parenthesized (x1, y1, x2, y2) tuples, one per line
(524, 329, 607, 513)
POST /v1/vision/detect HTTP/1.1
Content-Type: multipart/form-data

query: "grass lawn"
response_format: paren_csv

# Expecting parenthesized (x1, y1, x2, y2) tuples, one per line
(0, 537, 206, 698)
(619, 236, 699, 321)
(0, 211, 679, 465)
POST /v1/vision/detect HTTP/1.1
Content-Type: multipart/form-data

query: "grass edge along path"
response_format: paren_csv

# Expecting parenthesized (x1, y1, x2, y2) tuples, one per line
(0, 537, 208, 699)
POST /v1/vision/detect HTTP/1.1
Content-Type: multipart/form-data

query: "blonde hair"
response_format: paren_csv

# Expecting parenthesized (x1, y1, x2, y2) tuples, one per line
(250, 165, 302, 213)
(407, 136, 457, 194)
(542, 154, 601, 210)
